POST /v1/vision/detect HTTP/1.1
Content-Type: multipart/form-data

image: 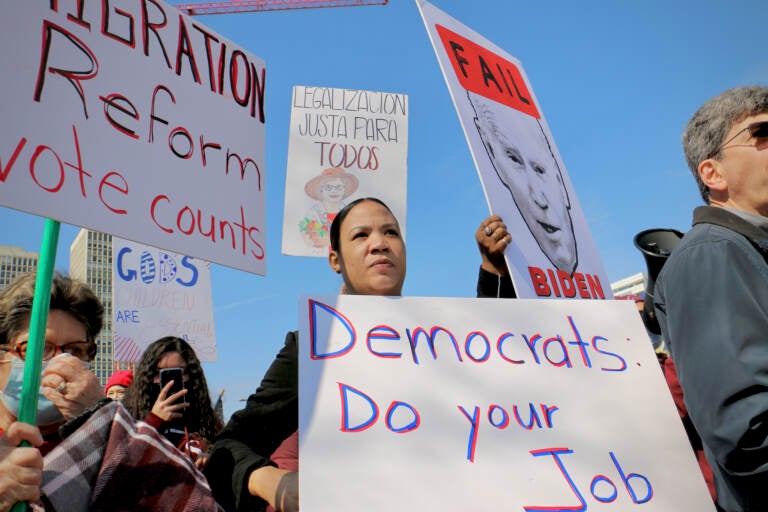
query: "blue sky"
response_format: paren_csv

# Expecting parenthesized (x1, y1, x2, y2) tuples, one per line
(2, 0, 766, 418)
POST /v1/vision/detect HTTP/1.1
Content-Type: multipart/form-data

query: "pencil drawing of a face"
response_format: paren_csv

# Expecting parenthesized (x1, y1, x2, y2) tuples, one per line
(471, 93, 578, 273)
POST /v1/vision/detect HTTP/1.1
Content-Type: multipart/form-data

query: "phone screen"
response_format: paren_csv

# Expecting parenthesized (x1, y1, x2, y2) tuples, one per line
(159, 367, 186, 403)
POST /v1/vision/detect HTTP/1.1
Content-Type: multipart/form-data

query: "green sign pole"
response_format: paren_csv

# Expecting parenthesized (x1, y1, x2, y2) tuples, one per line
(11, 218, 60, 512)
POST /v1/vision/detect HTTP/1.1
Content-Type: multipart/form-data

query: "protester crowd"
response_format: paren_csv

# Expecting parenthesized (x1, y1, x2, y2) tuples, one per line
(1, 85, 767, 511)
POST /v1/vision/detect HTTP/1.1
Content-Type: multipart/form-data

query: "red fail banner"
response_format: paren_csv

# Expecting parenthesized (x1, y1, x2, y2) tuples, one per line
(435, 24, 540, 119)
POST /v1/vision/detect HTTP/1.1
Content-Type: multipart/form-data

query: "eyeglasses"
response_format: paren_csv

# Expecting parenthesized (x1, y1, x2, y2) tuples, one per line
(13, 340, 97, 362)
(709, 120, 768, 158)
(323, 183, 345, 192)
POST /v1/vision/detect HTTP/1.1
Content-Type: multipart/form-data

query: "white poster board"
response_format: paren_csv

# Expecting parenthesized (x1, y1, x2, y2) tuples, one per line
(0, 2, 266, 274)
(282, 85, 408, 257)
(112, 237, 217, 362)
(417, 0, 611, 299)
(299, 295, 715, 511)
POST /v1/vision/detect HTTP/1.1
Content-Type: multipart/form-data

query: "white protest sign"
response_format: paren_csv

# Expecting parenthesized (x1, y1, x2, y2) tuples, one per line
(112, 237, 217, 362)
(417, 0, 611, 299)
(0, 2, 266, 274)
(282, 86, 408, 257)
(299, 295, 715, 511)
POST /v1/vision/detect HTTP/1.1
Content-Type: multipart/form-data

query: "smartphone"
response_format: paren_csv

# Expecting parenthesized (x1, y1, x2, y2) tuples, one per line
(159, 367, 186, 403)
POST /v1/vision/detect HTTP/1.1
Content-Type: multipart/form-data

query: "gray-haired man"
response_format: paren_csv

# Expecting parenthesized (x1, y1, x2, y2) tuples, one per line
(655, 85, 768, 511)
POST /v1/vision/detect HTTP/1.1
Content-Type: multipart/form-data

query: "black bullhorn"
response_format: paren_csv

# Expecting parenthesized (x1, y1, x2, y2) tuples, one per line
(633, 228, 684, 334)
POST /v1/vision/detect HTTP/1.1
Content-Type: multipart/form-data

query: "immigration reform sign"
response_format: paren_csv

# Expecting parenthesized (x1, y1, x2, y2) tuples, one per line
(0, 1, 267, 274)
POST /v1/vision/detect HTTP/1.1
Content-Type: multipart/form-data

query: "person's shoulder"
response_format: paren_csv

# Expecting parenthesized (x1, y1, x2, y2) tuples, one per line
(659, 220, 766, 291)
(670, 221, 751, 259)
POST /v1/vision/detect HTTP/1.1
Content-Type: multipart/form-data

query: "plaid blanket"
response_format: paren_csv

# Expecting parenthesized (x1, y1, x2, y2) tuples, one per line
(41, 401, 223, 511)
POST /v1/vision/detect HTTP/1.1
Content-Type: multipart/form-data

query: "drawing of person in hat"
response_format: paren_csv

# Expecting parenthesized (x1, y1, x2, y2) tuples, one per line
(299, 167, 359, 249)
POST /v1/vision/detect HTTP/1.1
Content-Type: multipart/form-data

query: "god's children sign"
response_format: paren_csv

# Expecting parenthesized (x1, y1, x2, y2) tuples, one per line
(112, 237, 217, 362)
(0, 2, 266, 274)
(298, 295, 716, 511)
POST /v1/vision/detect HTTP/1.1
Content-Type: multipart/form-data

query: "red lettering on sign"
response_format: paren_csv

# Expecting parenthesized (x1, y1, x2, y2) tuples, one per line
(435, 24, 539, 118)
(529, 267, 606, 300)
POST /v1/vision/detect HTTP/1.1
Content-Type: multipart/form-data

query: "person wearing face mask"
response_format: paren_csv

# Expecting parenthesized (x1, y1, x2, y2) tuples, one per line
(0, 271, 104, 454)
(122, 336, 221, 470)
(206, 197, 406, 512)
(0, 277, 221, 511)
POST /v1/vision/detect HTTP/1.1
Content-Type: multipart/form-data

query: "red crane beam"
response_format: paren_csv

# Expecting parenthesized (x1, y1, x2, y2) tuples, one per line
(175, 0, 388, 16)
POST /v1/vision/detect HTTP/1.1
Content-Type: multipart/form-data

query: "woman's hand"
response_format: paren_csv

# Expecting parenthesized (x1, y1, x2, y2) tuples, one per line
(0, 422, 43, 512)
(476, 215, 512, 276)
(41, 353, 104, 421)
(151, 381, 188, 422)
(248, 466, 299, 512)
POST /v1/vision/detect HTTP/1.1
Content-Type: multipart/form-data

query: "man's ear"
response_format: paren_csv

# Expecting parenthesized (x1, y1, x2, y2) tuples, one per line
(328, 251, 342, 274)
(699, 158, 728, 195)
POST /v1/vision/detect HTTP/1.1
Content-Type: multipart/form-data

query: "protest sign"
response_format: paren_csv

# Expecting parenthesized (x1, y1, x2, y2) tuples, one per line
(298, 295, 715, 511)
(112, 237, 217, 362)
(282, 85, 408, 257)
(0, 2, 266, 274)
(417, 0, 611, 299)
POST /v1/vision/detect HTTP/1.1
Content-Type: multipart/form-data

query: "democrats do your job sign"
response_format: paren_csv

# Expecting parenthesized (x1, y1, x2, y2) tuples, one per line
(298, 295, 715, 511)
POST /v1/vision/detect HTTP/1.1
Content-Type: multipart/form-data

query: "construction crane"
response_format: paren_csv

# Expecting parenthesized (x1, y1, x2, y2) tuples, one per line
(175, 0, 388, 16)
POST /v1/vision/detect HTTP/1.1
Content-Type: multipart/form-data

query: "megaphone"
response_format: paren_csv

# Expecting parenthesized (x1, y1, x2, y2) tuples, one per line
(633, 228, 685, 334)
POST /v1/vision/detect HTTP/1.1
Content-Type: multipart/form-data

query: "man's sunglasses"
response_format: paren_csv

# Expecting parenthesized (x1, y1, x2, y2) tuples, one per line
(709, 120, 768, 158)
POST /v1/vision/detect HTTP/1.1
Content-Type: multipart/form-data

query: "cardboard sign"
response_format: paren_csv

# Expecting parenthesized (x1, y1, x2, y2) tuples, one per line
(282, 85, 408, 257)
(0, 2, 266, 274)
(298, 295, 715, 511)
(112, 237, 217, 362)
(417, 0, 612, 299)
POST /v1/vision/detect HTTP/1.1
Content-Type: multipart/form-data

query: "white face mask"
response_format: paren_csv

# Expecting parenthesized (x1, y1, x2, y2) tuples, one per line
(1, 357, 65, 426)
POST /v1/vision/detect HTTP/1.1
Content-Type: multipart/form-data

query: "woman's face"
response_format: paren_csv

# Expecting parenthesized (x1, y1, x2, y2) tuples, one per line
(106, 385, 127, 401)
(1, 310, 89, 388)
(329, 200, 406, 296)
(153, 351, 189, 384)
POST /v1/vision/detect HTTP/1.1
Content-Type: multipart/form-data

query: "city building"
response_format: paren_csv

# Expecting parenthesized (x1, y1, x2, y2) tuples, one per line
(611, 272, 646, 298)
(0, 245, 38, 292)
(70, 229, 131, 386)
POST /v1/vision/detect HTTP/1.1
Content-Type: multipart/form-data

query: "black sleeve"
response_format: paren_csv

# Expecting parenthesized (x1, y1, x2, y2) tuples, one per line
(206, 331, 299, 512)
(476, 267, 517, 298)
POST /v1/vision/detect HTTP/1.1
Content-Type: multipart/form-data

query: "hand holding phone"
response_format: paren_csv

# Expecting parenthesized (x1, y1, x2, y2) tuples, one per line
(159, 367, 186, 404)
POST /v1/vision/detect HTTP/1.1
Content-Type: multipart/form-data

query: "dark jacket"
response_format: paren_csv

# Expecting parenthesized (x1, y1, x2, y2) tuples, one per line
(206, 331, 298, 512)
(476, 267, 517, 299)
(655, 206, 768, 512)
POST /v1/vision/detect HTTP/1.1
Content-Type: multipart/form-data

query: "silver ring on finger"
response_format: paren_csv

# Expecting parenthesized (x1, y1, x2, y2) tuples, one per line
(484, 226, 492, 236)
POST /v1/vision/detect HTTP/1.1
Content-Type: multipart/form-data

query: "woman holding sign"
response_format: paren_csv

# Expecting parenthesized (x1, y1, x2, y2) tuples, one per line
(0, 272, 104, 452)
(207, 197, 405, 512)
